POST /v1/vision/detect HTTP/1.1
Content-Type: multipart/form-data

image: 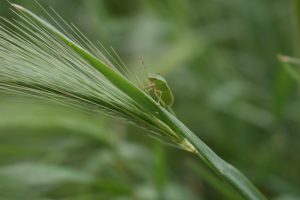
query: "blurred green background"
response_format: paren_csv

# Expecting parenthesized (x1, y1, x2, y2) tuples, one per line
(0, 0, 299, 199)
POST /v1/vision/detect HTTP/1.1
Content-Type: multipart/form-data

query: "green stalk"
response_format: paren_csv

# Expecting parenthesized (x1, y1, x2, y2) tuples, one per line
(292, 0, 300, 56)
(11, 4, 267, 200)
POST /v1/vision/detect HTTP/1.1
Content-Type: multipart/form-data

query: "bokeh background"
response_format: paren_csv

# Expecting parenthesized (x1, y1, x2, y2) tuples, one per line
(0, 0, 299, 199)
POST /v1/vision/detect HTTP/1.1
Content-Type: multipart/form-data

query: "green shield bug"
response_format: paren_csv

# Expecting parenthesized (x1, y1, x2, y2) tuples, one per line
(140, 58, 174, 109)
(147, 73, 174, 107)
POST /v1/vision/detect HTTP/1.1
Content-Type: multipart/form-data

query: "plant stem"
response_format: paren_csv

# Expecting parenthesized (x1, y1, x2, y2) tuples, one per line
(292, 0, 300, 56)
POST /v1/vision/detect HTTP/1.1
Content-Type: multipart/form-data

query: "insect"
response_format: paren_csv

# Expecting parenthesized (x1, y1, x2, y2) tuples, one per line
(140, 58, 174, 108)
(147, 73, 174, 107)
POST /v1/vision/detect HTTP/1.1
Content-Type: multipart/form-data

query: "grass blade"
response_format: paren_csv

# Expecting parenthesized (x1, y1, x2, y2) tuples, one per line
(2, 4, 267, 200)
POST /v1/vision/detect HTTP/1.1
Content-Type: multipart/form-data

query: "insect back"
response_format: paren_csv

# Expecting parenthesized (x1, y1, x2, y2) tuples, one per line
(147, 72, 174, 107)
(139, 57, 174, 109)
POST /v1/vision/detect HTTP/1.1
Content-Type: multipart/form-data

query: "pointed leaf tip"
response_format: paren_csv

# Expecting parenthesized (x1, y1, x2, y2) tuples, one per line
(278, 54, 287, 62)
(11, 3, 24, 11)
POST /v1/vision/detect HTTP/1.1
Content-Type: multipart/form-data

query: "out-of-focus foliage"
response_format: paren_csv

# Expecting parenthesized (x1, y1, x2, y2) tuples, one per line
(0, 0, 299, 199)
(0, 97, 199, 200)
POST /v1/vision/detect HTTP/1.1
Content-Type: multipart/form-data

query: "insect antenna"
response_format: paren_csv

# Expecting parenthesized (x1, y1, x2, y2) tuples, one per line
(139, 57, 156, 95)
(140, 56, 153, 79)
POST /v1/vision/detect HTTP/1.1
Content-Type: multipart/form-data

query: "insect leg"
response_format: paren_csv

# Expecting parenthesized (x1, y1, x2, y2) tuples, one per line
(143, 84, 155, 92)
(154, 89, 163, 105)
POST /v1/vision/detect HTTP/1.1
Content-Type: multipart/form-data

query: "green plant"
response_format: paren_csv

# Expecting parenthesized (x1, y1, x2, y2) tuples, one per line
(0, 3, 267, 200)
(278, 54, 300, 82)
